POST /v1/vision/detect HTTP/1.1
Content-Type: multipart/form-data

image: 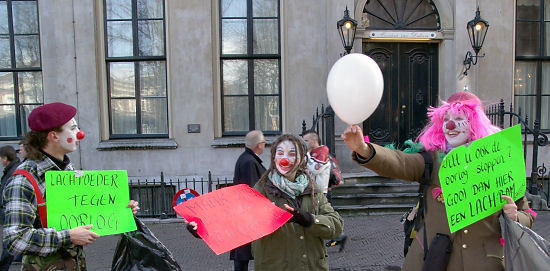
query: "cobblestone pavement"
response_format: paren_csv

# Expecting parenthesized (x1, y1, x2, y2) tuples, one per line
(5, 211, 550, 270)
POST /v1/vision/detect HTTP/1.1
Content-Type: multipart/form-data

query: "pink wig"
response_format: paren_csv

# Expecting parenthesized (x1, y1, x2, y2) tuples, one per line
(417, 92, 501, 151)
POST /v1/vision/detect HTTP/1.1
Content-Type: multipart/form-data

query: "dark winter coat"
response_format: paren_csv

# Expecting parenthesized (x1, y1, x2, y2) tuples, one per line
(230, 147, 266, 261)
(233, 148, 266, 187)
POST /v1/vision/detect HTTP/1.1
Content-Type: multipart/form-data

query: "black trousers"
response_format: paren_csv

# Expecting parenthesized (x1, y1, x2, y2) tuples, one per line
(233, 259, 249, 271)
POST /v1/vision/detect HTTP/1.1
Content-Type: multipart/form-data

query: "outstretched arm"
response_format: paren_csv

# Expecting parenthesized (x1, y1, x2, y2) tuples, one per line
(343, 125, 425, 182)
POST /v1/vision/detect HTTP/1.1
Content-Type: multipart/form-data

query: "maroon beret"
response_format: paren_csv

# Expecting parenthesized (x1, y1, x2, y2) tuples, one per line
(28, 103, 77, 131)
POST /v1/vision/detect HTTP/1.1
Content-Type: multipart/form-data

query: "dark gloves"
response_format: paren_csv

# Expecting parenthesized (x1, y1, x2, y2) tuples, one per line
(186, 222, 201, 239)
(288, 208, 314, 228)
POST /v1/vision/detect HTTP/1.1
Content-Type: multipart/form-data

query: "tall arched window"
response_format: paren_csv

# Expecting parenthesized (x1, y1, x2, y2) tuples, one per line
(362, 0, 440, 30)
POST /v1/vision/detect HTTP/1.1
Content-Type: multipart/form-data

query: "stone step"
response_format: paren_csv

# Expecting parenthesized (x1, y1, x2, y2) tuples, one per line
(341, 172, 412, 185)
(333, 172, 420, 215)
(332, 182, 420, 194)
(331, 193, 419, 206)
(333, 204, 415, 216)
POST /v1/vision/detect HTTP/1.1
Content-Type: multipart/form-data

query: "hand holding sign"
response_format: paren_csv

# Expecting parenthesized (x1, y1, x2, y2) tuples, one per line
(327, 53, 383, 125)
(186, 221, 201, 239)
(174, 184, 292, 255)
(69, 225, 99, 246)
(127, 200, 140, 214)
(501, 195, 518, 222)
(45, 170, 137, 236)
(438, 125, 526, 233)
(284, 204, 314, 227)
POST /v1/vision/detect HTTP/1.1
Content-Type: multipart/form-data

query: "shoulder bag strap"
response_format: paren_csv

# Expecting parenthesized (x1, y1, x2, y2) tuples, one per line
(12, 169, 47, 227)
(418, 151, 433, 259)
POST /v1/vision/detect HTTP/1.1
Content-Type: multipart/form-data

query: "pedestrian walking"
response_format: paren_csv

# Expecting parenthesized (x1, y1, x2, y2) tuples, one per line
(230, 130, 266, 270)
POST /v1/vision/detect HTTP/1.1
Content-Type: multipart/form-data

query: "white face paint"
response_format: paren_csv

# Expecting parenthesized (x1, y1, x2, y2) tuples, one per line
(57, 118, 80, 153)
(442, 111, 471, 148)
(275, 140, 298, 176)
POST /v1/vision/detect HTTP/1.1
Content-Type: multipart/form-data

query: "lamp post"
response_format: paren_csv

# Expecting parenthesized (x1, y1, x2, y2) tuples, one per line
(463, 7, 489, 75)
(337, 6, 357, 56)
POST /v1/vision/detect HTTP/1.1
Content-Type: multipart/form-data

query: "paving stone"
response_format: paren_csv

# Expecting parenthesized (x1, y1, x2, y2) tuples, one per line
(4, 211, 550, 270)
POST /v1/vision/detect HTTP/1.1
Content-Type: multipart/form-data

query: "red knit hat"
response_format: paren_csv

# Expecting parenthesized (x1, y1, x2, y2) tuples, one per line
(28, 103, 77, 131)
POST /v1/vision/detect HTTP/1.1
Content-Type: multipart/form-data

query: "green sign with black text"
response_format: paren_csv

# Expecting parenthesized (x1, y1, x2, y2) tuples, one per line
(45, 170, 136, 236)
(439, 125, 526, 233)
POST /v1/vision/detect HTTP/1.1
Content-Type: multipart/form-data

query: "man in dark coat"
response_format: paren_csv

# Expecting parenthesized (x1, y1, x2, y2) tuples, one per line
(0, 145, 21, 271)
(230, 130, 266, 271)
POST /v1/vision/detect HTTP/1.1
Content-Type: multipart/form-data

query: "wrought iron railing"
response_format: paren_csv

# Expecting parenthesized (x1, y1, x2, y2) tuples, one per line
(485, 100, 549, 204)
(130, 171, 233, 218)
(301, 104, 336, 155)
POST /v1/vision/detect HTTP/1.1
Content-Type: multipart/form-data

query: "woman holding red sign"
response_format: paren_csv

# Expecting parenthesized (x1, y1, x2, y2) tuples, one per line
(186, 134, 343, 270)
(252, 134, 343, 270)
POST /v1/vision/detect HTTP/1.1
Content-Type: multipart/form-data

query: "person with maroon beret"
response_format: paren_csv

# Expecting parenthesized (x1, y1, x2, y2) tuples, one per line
(2, 102, 139, 271)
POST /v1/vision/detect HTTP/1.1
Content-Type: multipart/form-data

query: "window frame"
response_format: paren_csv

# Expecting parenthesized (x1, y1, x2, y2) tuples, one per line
(219, 0, 282, 136)
(103, 0, 169, 139)
(515, 0, 550, 132)
(0, 0, 43, 140)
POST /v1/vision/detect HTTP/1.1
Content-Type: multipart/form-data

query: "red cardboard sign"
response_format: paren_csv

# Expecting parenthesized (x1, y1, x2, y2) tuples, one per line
(173, 184, 292, 255)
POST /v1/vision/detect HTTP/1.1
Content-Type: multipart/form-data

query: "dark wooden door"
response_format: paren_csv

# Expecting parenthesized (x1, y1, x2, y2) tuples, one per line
(363, 42, 438, 146)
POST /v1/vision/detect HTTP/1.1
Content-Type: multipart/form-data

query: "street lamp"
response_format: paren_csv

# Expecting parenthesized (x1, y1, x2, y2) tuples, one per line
(463, 7, 489, 75)
(337, 6, 357, 55)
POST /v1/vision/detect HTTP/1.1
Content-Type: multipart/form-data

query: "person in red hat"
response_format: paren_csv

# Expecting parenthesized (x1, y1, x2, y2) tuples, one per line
(2, 102, 139, 270)
(303, 130, 348, 252)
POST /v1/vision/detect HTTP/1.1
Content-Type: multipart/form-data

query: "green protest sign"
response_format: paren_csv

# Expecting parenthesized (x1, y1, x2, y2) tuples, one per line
(439, 125, 526, 233)
(45, 170, 136, 236)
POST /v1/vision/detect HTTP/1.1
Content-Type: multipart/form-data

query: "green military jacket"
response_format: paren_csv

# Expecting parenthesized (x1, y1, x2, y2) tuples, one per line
(252, 174, 343, 271)
(353, 143, 535, 271)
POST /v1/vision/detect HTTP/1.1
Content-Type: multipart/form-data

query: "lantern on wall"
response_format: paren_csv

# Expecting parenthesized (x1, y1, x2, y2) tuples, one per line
(463, 7, 489, 75)
(337, 6, 358, 55)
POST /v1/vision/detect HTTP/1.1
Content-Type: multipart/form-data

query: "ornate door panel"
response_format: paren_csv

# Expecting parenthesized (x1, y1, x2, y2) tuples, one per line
(363, 42, 438, 146)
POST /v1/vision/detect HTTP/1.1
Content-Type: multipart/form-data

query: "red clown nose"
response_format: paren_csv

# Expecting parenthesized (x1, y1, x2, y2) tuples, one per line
(76, 130, 85, 140)
(280, 158, 289, 167)
(445, 120, 456, 130)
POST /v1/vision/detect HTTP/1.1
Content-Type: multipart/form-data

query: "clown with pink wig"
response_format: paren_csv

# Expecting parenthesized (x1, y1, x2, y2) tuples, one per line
(342, 92, 535, 271)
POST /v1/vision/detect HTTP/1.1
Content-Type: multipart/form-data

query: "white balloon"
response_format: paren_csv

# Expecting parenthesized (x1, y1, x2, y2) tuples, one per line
(326, 53, 384, 125)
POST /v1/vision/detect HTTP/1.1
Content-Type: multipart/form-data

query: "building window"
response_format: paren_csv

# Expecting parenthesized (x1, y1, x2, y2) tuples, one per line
(220, 0, 281, 136)
(0, 0, 43, 140)
(515, 0, 550, 130)
(104, 0, 168, 138)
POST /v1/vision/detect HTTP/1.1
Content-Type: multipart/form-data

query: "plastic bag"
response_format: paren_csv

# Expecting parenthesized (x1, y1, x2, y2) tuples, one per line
(111, 217, 182, 271)
(500, 214, 550, 271)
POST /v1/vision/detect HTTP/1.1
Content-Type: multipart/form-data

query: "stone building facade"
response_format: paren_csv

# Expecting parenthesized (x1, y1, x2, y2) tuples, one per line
(0, 0, 548, 182)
